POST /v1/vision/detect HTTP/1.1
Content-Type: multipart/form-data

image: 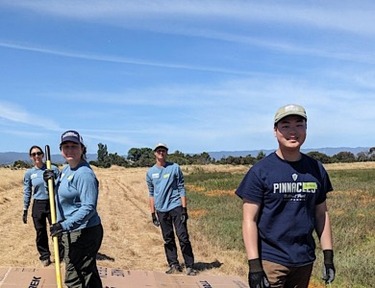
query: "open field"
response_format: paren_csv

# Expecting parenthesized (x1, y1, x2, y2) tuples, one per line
(0, 166, 248, 279)
(1, 162, 374, 287)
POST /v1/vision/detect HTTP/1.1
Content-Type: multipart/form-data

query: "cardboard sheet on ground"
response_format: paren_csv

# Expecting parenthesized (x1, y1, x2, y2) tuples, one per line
(0, 266, 247, 287)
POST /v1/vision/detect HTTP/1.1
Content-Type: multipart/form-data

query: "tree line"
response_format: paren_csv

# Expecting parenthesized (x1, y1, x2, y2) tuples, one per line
(90, 143, 375, 168)
(9, 144, 375, 169)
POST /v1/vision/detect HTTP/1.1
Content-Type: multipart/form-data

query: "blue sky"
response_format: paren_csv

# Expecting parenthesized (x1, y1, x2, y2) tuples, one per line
(0, 1, 374, 155)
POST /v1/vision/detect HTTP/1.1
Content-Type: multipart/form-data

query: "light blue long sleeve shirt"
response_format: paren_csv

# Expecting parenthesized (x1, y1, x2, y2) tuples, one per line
(55, 161, 101, 232)
(23, 164, 59, 210)
(146, 162, 186, 212)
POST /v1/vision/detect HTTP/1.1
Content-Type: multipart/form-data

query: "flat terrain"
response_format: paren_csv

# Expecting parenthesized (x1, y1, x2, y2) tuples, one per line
(1, 162, 374, 286)
(0, 165, 248, 280)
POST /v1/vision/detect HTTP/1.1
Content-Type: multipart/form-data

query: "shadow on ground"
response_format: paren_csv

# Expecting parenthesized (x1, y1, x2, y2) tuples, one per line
(97, 252, 115, 262)
(194, 260, 222, 272)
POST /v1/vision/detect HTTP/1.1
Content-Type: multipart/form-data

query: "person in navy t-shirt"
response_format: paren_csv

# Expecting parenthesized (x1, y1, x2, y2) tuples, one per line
(236, 104, 335, 288)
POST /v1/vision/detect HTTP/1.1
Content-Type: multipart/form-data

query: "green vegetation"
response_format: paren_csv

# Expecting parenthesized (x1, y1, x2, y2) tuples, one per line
(185, 168, 375, 288)
(88, 143, 375, 168)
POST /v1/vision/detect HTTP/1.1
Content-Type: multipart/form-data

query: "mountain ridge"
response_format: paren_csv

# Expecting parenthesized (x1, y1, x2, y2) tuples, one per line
(208, 146, 370, 160)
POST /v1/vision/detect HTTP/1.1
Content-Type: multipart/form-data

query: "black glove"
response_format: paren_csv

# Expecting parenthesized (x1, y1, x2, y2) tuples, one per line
(22, 209, 28, 224)
(151, 212, 160, 227)
(181, 207, 188, 223)
(248, 259, 270, 288)
(50, 223, 63, 237)
(322, 250, 335, 284)
(43, 169, 55, 183)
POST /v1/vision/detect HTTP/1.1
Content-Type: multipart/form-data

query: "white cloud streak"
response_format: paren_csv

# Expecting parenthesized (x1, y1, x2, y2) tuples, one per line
(0, 101, 61, 131)
(2, 0, 375, 36)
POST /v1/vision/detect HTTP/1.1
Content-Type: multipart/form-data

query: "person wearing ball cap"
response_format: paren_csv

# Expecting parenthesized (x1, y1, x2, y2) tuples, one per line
(60, 130, 84, 146)
(236, 104, 335, 288)
(273, 103, 307, 125)
(146, 142, 197, 276)
(44, 130, 104, 288)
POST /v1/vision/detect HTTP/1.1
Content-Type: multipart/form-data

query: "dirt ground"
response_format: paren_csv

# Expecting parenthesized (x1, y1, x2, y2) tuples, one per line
(2, 162, 373, 287)
(0, 165, 247, 281)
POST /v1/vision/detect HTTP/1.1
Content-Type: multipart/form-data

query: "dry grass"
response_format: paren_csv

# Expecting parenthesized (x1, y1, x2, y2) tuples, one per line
(0, 166, 247, 281)
(323, 161, 375, 170)
(2, 162, 374, 287)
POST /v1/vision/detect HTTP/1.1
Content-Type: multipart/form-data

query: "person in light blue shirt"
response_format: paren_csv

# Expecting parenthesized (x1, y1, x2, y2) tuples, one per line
(23, 145, 59, 266)
(146, 143, 197, 276)
(44, 130, 103, 288)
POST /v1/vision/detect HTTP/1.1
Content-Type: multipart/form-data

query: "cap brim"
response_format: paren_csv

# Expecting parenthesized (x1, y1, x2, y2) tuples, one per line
(60, 136, 81, 145)
(154, 146, 168, 151)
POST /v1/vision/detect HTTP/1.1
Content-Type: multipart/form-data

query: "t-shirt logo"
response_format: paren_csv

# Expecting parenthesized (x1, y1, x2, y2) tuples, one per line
(273, 173, 318, 202)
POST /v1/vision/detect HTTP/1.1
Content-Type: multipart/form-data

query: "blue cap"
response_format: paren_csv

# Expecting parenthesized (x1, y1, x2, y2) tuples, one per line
(60, 130, 84, 145)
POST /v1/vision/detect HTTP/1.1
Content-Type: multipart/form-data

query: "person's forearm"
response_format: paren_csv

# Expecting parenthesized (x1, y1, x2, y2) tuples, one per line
(315, 202, 333, 250)
(181, 196, 187, 207)
(243, 218, 260, 259)
(319, 212, 333, 250)
(149, 197, 156, 213)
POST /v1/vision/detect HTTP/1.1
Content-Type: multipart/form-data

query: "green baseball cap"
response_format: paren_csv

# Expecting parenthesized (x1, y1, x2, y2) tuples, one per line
(274, 104, 307, 124)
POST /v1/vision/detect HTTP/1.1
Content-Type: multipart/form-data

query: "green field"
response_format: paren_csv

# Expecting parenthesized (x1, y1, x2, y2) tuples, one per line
(185, 167, 375, 288)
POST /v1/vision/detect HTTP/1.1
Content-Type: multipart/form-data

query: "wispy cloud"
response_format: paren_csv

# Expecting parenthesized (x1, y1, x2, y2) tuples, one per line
(2, 0, 375, 74)
(3, 0, 375, 36)
(0, 1, 374, 153)
(0, 41, 255, 75)
(0, 101, 61, 131)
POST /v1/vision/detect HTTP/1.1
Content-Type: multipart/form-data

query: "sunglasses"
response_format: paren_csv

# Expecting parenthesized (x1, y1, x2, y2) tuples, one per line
(31, 152, 43, 157)
(156, 149, 167, 153)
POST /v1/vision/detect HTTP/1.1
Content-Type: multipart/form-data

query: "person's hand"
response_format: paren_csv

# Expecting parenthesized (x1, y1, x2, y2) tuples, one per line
(248, 259, 270, 288)
(181, 207, 188, 223)
(249, 271, 270, 288)
(151, 212, 160, 227)
(43, 169, 55, 183)
(22, 209, 28, 224)
(50, 223, 63, 237)
(322, 250, 335, 284)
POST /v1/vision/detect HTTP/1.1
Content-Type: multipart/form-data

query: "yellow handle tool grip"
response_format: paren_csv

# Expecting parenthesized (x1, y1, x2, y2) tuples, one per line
(45, 145, 63, 288)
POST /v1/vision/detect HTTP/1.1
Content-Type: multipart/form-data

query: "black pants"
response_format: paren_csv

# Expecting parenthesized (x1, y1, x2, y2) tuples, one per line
(32, 199, 51, 261)
(157, 206, 194, 268)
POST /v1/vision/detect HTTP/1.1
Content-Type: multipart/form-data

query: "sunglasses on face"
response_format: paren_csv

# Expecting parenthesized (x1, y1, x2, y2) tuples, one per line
(31, 152, 43, 157)
(156, 149, 167, 154)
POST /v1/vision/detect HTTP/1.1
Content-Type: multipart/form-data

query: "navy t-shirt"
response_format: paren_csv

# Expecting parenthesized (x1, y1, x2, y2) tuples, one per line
(236, 152, 333, 267)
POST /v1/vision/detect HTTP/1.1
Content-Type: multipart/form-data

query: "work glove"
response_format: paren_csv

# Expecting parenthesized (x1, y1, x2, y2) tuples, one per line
(151, 212, 160, 227)
(22, 209, 28, 224)
(248, 259, 270, 288)
(181, 207, 188, 223)
(43, 169, 55, 183)
(50, 223, 63, 237)
(322, 249, 335, 284)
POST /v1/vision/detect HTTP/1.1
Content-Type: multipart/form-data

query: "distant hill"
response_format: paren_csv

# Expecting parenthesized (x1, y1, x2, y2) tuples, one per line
(0, 147, 370, 165)
(0, 152, 97, 165)
(207, 147, 371, 160)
